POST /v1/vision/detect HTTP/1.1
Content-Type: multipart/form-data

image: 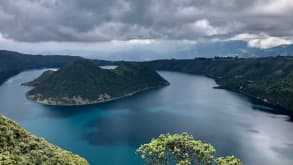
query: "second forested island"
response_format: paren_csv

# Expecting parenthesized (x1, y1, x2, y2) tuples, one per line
(23, 58, 169, 106)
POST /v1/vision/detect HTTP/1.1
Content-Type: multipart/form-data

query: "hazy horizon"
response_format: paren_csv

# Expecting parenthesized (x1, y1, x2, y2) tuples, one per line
(1, 0, 293, 60)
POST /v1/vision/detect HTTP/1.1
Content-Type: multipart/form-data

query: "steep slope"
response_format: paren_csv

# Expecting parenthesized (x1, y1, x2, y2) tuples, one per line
(24, 58, 169, 105)
(22, 70, 56, 87)
(0, 114, 89, 165)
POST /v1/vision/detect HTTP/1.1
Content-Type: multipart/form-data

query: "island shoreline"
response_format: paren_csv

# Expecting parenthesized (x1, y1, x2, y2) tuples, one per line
(25, 83, 169, 106)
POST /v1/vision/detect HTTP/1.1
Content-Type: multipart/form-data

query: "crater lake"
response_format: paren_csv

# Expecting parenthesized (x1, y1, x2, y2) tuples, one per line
(0, 69, 293, 165)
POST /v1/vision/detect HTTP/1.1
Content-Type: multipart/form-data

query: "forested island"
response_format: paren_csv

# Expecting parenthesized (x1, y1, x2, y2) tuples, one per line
(23, 58, 169, 106)
(0, 114, 88, 165)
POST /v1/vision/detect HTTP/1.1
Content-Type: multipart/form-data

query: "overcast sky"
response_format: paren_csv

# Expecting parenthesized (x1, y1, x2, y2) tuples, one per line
(0, 0, 293, 59)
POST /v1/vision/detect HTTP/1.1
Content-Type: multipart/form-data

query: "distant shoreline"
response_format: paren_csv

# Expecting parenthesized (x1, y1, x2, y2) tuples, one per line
(214, 85, 293, 119)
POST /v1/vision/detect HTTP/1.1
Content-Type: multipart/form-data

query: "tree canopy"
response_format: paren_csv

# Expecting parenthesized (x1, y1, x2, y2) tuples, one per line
(137, 133, 242, 165)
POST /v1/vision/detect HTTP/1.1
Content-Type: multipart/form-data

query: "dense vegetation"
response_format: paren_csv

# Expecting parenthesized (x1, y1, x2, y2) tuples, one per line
(0, 50, 112, 85)
(0, 114, 88, 165)
(137, 56, 293, 114)
(137, 133, 242, 165)
(22, 70, 55, 87)
(24, 58, 169, 105)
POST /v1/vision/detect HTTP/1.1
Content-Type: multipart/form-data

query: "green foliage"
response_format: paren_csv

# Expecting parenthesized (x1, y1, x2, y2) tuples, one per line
(215, 156, 243, 165)
(0, 114, 89, 165)
(137, 133, 242, 165)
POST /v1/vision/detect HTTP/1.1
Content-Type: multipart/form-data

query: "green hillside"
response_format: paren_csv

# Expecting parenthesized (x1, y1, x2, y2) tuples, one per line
(0, 114, 89, 165)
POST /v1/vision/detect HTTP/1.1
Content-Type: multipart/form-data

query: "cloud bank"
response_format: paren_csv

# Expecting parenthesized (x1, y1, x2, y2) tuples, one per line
(0, 0, 293, 56)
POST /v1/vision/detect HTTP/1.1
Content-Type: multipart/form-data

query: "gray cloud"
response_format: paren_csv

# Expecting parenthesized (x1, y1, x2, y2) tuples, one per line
(0, 0, 293, 42)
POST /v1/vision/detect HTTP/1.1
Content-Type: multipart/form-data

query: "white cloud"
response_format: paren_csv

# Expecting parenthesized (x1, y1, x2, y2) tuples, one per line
(230, 32, 293, 49)
(0, 32, 14, 44)
(0, 35, 197, 60)
(176, 6, 201, 18)
(248, 37, 292, 49)
(127, 39, 155, 45)
(230, 33, 259, 41)
(254, 0, 293, 15)
(0, 33, 6, 42)
(189, 19, 225, 36)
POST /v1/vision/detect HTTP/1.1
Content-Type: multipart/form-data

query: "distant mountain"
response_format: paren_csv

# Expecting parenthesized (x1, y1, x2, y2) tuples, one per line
(255, 44, 293, 56)
(24, 58, 169, 106)
(0, 114, 88, 164)
(0, 50, 113, 85)
(91, 41, 293, 61)
(179, 41, 293, 58)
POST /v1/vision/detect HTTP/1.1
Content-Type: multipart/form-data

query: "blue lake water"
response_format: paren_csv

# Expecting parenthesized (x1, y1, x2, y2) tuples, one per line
(1, 69, 293, 165)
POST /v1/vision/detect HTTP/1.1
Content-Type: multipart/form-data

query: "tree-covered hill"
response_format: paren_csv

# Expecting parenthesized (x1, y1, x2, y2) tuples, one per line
(24, 58, 169, 106)
(0, 50, 112, 85)
(137, 56, 293, 114)
(0, 114, 89, 165)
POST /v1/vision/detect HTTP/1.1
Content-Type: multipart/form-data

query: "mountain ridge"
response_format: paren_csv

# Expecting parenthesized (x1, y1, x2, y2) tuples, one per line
(0, 50, 113, 85)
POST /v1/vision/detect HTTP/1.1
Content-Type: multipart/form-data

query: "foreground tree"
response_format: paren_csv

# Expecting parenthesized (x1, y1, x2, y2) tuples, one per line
(137, 133, 242, 165)
(215, 156, 242, 165)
